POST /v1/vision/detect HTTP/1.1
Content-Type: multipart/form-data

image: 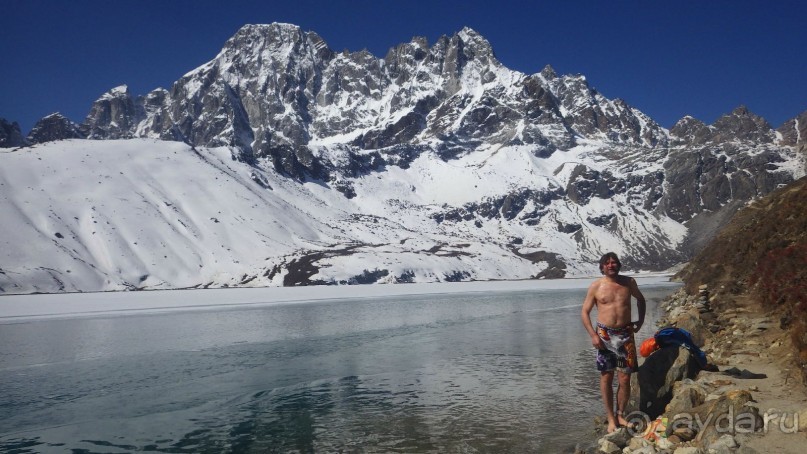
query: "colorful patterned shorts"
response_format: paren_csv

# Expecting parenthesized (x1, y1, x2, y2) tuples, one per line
(596, 322, 637, 373)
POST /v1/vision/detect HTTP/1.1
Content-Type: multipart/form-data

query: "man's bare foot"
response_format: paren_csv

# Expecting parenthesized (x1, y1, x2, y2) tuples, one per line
(617, 413, 639, 431)
(606, 420, 618, 433)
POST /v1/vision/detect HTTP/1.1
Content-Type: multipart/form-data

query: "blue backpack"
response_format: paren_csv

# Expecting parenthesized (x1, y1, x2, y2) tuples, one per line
(654, 327, 707, 367)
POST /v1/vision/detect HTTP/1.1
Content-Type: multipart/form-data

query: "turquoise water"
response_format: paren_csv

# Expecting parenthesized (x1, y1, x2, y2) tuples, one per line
(0, 284, 676, 453)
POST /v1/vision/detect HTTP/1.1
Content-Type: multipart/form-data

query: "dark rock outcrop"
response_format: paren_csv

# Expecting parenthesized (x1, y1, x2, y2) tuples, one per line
(0, 118, 27, 148)
(671, 106, 776, 146)
(432, 187, 563, 224)
(633, 346, 702, 420)
(81, 85, 139, 139)
(658, 140, 794, 224)
(27, 113, 84, 144)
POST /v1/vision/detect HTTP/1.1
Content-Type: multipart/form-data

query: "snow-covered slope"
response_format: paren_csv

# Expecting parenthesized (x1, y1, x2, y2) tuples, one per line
(0, 140, 335, 292)
(1, 133, 799, 294)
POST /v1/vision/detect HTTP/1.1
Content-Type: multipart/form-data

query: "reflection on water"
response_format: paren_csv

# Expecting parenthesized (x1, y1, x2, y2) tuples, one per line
(0, 284, 677, 453)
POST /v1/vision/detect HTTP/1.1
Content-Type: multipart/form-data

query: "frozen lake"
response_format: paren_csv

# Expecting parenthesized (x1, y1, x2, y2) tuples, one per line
(0, 278, 679, 453)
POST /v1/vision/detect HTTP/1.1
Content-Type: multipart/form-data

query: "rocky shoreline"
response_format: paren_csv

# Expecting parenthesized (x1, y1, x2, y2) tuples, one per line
(576, 285, 807, 454)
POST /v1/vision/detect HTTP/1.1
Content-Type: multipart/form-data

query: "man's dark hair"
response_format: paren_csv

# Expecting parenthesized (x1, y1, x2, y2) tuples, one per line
(599, 252, 622, 274)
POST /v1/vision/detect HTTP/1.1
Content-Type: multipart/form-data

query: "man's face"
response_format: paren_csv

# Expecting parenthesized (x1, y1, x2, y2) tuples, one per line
(601, 258, 620, 276)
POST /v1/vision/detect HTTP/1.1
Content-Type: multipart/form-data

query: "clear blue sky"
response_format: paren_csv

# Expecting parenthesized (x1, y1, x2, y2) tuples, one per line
(2, 0, 805, 134)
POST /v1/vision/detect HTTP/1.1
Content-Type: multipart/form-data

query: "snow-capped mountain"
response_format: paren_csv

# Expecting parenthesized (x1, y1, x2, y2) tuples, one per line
(1, 23, 804, 294)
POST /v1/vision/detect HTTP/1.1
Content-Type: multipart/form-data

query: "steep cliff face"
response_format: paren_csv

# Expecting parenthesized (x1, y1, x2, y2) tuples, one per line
(777, 110, 807, 171)
(81, 85, 139, 139)
(662, 109, 794, 223)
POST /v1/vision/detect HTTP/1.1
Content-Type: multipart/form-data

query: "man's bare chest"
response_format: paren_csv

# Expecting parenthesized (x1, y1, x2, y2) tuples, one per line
(595, 282, 630, 305)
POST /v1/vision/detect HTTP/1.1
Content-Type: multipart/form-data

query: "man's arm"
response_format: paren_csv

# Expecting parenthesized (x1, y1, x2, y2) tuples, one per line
(630, 277, 646, 332)
(581, 282, 605, 349)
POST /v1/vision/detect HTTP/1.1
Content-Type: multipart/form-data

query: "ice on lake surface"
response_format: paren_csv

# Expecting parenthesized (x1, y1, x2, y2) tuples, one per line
(0, 278, 679, 453)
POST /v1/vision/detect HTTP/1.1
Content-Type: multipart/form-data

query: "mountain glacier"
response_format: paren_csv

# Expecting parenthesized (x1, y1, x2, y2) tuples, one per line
(1, 23, 804, 294)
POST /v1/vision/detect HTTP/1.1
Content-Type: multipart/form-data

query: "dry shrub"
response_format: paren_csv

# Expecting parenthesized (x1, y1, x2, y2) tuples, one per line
(749, 244, 807, 378)
(750, 244, 807, 309)
(677, 177, 807, 379)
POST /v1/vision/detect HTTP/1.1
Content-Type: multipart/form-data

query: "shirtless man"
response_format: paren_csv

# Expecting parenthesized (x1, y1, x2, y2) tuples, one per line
(581, 252, 646, 433)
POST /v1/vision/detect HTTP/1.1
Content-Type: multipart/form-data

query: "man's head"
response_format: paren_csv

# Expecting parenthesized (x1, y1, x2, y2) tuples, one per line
(599, 252, 621, 275)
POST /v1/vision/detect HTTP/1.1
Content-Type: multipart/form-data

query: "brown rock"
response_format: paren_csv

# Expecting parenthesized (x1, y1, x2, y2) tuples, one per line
(671, 447, 703, 454)
(671, 309, 707, 347)
(627, 436, 652, 450)
(665, 380, 707, 418)
(598, 438, 621, 454)
(690, 390, 761, 446)
(672, 427, 697, 441)
(705, 379, 734, 388)
(602, 427, 631, 447)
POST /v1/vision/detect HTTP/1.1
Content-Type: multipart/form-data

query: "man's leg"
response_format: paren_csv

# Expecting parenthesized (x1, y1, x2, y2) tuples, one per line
(600, 370, 617, 432)
(616, 370, 631, 426)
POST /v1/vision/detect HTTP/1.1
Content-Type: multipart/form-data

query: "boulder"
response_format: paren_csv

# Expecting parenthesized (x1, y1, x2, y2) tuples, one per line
(635, 346, 702, 419)
(654, 437, 674, 450)
(665, 379, 707, 418)
(688, 390, 760, 447)
(707, 434, 737, 453)
(631, 446, 658, 454)
(671, 427, 697, 442)
(670, 309, 706, 347)
(597, 438, 621, 454)
(602, 427, 631, 448)
(627, 437, 652, 450)
(672, 447, 703, 454)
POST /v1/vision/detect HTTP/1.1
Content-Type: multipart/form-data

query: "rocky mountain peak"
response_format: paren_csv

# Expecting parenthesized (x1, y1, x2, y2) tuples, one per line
(384, 38, 430, 73)
(732, 105, 750, 115)
(0, 118, 27, 148)
(104, 84, 130, 98)
(448, 27, 498, 66)
(543, 71, 668, 146)
(539, 64, 558, 80)
(81, 85, 137, 139)
(456, 27, 495, 55)
(221, 22, 334, 67)
(397, 28, 496, 103)
(27, 113, 84, 144)
(52, 23, 691, 158)
(776, 110, 807, 146)
(711, 105, 775, 144)
(670, 115, 711, 145)
(670, 107, 777, 146)
(227, 23, 303, 48)
(228, 23, 333, 77)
